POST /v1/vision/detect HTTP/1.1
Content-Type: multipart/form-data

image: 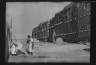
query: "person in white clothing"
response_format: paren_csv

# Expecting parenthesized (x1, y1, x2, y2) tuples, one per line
(27, 35, 34, 55)
(10, 43, 17, 56)
(9, 28, 28, 56)
(16, 42, 23, 50)
(15, 42, 28, 55)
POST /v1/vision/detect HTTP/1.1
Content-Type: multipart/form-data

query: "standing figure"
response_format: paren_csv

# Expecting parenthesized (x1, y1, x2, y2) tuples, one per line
(53, 30, 56, 44)
(27, 35, 34, 55)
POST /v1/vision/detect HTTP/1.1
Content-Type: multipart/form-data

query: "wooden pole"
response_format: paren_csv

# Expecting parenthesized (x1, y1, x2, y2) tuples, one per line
(11, 16, 12, 29)
(11, 16, 17, 42)
(11, 16, 12, 42)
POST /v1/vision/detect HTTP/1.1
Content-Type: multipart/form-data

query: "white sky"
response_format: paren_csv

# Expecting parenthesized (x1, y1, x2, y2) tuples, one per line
(6, 2, 71, 39)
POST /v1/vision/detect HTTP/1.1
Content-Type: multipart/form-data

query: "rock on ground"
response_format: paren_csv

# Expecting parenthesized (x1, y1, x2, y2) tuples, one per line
(55, 37, 64, 44)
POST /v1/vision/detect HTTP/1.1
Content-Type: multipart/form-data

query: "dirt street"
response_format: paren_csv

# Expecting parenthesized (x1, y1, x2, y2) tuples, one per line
(8, 40, 90, 63)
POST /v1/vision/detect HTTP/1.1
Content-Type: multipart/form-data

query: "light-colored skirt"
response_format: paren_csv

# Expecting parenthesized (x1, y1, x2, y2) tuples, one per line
(28, 42, 33, 52)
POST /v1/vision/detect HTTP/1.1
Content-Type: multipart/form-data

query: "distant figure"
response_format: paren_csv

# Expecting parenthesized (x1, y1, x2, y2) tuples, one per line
(27, 35, 34, 55)
(53, 31, 56, 44)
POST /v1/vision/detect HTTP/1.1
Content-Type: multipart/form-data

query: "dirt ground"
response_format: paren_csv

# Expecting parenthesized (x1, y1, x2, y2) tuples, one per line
(8, 40, 90, 63)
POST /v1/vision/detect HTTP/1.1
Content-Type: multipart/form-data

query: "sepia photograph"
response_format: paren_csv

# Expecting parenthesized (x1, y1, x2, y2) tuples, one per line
(5, 2, 90, 63)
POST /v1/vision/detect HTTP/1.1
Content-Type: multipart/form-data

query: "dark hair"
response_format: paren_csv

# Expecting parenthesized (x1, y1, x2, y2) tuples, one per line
(27, 35, 31, 38)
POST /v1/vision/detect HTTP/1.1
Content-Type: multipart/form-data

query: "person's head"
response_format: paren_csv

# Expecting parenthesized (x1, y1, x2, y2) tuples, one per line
(27, 35, 31, 38)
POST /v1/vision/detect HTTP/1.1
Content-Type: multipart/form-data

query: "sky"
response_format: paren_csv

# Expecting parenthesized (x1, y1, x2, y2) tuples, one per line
(6, 2, 71, 39)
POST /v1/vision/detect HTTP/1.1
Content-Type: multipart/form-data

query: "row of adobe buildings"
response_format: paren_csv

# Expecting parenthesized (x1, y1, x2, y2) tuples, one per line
(32, 2, 91, 43)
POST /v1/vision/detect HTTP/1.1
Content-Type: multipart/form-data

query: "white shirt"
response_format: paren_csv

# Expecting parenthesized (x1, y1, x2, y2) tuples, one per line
(30, 38, 33, 42)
